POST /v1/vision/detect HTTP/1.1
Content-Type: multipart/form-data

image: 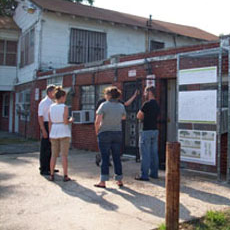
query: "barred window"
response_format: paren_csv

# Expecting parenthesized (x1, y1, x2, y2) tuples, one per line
(20, 28, 35, 67)
(69, 28, 107, 64)
(0, 40, 17, 66)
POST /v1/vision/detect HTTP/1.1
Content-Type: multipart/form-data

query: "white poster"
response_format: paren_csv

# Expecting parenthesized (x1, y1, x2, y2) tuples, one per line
(146, 74, 155, 87)
(179, 66, 217, 85)
(179, 90, 217, 124)
(179, 129, 216, 165)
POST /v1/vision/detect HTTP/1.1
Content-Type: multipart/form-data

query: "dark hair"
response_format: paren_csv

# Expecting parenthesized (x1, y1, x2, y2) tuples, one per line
(54, 86, 66, 99)
(145, 86, 156, 96)
(104, 86, 121, 99)
(46, 84, 56, 95)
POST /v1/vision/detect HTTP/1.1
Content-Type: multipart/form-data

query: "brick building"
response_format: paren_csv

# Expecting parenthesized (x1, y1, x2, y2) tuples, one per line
(11, 38, 230, 175)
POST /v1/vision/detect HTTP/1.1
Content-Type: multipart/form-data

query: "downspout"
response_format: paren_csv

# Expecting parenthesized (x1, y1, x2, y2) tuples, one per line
(173, 35, 177, 48)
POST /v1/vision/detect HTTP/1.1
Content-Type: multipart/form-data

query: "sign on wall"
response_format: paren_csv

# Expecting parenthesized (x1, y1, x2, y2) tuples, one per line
(178, 90, 217, 124)
(146, 74, 155, 87)
(178, 66, 217, 166)
(179, 66, 217, 85)
(178, 129, 216, 165)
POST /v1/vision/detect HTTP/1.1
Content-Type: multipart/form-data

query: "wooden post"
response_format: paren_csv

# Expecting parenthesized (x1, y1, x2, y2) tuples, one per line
(166, 142, 180, 230)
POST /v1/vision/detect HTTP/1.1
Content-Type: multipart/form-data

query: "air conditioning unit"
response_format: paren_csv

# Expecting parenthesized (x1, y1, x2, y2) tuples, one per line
(72, 110, 94, 124)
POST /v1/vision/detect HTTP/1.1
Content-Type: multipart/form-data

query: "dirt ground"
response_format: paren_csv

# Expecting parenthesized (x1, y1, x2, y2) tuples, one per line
(1, 133, 230, 230)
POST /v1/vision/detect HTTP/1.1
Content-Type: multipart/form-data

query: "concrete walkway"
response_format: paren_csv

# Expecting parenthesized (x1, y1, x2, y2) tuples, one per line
(1, 133, 230, 230)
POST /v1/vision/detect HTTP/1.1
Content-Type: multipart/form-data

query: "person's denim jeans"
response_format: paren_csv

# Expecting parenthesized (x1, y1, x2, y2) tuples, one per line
(139, 130, 159, 179)
(98, 131, 123, 182)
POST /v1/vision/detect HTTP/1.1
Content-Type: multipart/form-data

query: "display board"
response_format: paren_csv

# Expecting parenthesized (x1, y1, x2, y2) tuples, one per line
(178, 66, 217, 166)
(179, 66, 217, 85)
(179, 129, 216, 165)
(178, 90, 217, 124)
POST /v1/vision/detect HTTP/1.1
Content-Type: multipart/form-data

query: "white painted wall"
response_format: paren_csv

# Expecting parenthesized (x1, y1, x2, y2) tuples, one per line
(0, 67, 17, 91)
(40, 13, 146, 70)
(13, 0, 42, 84)
(13, 1, 205, 83)
(149, 31, 200, 49)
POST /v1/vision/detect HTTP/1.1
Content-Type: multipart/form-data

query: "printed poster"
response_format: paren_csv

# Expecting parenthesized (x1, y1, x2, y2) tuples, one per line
(179, 129, 216, 165)
(179, 66, 217, 85)
(178, 90, 217, 124)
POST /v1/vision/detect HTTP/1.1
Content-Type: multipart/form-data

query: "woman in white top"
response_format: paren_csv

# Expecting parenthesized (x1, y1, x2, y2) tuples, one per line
(48, 87, 73, 182)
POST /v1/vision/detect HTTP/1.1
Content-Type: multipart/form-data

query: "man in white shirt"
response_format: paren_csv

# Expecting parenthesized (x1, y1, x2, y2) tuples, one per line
(38, 85, 56, 175)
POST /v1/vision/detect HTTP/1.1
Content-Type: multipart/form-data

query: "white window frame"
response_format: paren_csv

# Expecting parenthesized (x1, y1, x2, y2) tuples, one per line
(0, 39, 17, 66)
(47, 76, 63, 86)
(20, 28, 35, 68)
(81, 84, 111, 110)
(16, 89, 31, 121)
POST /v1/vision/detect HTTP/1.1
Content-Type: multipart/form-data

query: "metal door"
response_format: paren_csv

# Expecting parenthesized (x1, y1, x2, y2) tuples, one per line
(123, 81, 142, 157)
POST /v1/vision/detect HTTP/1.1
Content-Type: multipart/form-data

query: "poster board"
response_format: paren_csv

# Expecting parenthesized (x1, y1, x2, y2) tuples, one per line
(178, 66, 217, 166)
(179, 66, 217, 85)
(179, 129, 216, 165)
(178, 90, 217, 124)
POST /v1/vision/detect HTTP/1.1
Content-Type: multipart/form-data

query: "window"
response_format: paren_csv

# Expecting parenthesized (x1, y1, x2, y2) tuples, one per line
(150, 40, 165, 51)
(2, 94, 10, 117)
(81, 84, 111, 110)
(0, 40, 17, 66)
(69, 28, 107, 64)
(47, 76, 63, 86)
(81, 85, 95, 110)
(16, 90, 31, 121)
(20, 28, 35, 67)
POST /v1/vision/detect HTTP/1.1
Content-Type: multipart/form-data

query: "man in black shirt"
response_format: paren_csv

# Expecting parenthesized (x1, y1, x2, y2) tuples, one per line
(135, 86, 160, 181)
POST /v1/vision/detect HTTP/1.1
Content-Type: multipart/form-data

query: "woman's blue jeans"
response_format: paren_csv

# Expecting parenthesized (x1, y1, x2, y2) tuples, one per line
(139, 130, 159, 179)
(97, 131, 123, 182)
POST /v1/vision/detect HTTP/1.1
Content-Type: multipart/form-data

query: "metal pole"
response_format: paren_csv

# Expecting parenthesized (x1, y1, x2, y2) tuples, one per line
(227, 45, 230, 183)
(176, 54, 180, 142)
(217, 48, 223, 181)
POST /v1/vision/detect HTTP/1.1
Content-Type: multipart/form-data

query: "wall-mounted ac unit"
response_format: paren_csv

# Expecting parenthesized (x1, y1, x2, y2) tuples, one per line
(72, 110, 94, 124)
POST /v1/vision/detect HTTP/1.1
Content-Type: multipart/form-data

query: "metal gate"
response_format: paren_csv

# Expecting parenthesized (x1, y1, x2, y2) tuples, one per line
(123, 81, 142, 158)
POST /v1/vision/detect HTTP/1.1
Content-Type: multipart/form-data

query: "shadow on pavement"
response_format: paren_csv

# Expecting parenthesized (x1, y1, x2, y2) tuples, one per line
(106, 186, 193, 220)
(0, 172, 18, 198)
(44, 174, 118, 211)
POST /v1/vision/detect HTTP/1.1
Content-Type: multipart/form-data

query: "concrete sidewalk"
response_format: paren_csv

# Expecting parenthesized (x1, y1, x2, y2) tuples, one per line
(1, 139, 230, 230)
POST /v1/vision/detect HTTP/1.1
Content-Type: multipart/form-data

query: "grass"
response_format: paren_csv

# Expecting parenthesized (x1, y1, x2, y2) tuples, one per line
(157, 209, 230, 230)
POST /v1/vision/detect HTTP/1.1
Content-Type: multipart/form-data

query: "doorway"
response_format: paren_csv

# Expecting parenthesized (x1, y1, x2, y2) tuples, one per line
(123, 81, 142, 158)
(158, 79, 176, 169)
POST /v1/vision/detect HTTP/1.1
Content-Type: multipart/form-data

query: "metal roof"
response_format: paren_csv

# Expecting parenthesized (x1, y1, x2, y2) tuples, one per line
(31, 0, 218, 41)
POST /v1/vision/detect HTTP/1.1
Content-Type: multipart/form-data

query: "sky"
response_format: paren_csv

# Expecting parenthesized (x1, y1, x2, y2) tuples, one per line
(93, 0, 229, 36)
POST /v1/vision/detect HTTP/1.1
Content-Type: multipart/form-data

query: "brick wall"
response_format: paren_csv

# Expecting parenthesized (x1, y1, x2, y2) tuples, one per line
(11, 41, 230, 174)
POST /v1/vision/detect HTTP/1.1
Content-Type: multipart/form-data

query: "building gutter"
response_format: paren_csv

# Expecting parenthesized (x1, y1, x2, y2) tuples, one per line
(37, 54, 177, 81)
(36, 47, 221, 81)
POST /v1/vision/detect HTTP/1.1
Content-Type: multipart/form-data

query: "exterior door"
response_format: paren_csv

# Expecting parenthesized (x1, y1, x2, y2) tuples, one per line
(123, 81, 142, 157)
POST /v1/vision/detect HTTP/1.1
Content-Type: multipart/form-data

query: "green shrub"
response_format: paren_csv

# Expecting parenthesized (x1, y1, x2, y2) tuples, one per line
(158, 223, 166, 230)
(205, 210, 226, 226)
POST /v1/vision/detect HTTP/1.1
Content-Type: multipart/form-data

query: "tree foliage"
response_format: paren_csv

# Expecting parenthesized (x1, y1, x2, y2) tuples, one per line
(0, 0, 94, 17)
(0, 0, 17, 16)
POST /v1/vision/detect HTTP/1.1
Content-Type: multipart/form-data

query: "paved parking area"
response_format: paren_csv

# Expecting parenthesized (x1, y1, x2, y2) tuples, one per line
(1, 144, 230, 230)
